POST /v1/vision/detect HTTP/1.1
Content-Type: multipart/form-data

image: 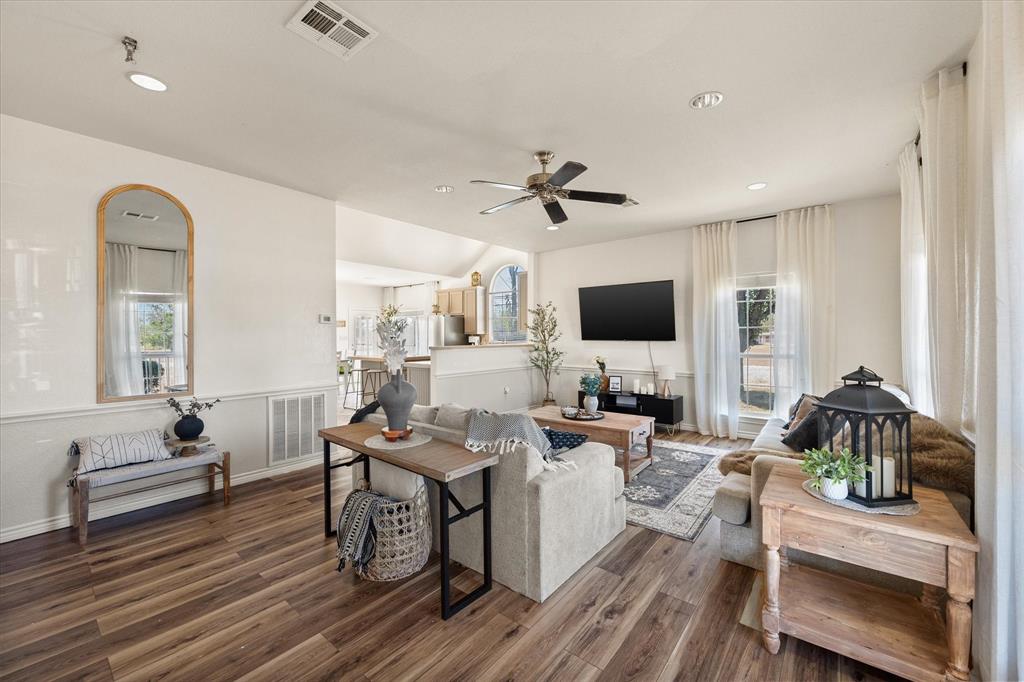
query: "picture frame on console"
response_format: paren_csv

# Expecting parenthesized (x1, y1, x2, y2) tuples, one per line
(608, 375, 622, 393)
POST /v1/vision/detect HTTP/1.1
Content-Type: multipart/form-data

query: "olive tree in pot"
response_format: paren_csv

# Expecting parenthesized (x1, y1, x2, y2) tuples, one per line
(375, 304, 417, 439)
(528, 301, 565, 406)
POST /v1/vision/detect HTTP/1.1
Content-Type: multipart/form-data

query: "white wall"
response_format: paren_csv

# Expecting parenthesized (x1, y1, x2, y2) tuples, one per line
(534, 194, 902, 434)
(439, 243, 529, 291)
(430, 345, 537, 412)
(0, 115, 337, 541)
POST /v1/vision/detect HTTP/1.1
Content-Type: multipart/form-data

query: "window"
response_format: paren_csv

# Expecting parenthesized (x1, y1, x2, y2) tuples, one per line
(349, 309, 429, 357)
(489, 264, 526, 343)
(134, 298, 183, 393)
(737, 286, 776, 415)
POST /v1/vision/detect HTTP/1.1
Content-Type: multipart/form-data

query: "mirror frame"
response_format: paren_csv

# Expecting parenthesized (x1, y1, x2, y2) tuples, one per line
(96, 184, 195, 403)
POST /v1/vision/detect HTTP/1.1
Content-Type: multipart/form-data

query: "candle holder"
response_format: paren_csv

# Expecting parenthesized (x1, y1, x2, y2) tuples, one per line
(816, 366, 916, 507)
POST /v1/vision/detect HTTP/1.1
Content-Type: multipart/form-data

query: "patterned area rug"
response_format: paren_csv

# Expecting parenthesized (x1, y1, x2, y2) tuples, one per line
(623, 439, 729, 541)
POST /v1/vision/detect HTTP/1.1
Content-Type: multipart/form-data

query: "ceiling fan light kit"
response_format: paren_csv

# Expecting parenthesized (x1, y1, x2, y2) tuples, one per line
(471, 150, 636, 226)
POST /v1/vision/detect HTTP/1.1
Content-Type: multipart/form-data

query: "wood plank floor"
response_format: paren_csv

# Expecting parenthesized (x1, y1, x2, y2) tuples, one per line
(0, 429, 902, 681)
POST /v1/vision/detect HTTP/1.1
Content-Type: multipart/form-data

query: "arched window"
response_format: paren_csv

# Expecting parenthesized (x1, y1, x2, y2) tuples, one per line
(489, 264, 526, 343)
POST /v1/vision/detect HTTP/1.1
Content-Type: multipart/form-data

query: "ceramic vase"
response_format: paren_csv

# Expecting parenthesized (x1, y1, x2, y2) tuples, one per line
(174, 415, 204, 441)
(377, 371, 417, 432)
(599, 373, 610, 393)
(821, 477, 849, 501)
(583, 395, 599, 415)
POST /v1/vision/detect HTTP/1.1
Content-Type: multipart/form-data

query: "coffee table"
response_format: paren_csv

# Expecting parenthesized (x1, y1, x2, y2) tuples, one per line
(528, 405, 654, 482)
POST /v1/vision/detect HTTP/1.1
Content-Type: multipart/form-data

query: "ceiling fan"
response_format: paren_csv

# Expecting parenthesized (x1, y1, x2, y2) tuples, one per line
(471, 151, 638, 225)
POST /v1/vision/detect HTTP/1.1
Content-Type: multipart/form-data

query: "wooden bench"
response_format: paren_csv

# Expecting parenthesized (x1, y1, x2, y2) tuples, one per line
(70, 449, 230, 544)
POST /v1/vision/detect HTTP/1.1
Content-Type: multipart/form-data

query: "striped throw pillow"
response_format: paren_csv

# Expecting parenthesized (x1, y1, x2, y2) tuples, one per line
(72, 430, 172, 475)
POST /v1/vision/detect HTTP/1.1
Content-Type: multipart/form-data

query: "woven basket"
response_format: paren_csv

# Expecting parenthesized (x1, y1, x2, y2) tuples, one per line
(360, 485, 432, 582)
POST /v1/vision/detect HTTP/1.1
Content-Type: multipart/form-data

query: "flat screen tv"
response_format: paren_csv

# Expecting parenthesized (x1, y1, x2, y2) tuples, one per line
(578, 280, 676, 341)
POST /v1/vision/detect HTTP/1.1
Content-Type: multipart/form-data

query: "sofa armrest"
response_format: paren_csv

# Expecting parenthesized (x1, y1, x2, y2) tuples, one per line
(750, 455, 803, 545)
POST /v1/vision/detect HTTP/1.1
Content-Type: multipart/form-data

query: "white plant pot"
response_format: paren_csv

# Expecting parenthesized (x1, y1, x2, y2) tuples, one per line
(821, 477, 849, 500)
(583, 395, 599, 415)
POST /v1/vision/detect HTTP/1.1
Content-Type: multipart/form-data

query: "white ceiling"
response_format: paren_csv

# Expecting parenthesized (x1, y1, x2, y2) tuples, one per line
(335, 259, 446, 288)
(0, 1, 979, 252)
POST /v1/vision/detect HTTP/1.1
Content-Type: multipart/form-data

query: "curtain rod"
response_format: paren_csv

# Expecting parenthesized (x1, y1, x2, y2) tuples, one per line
(736, 214, 777, 224)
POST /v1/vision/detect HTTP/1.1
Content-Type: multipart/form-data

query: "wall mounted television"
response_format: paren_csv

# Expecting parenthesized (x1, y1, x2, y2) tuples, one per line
(578, 280, 676, 341)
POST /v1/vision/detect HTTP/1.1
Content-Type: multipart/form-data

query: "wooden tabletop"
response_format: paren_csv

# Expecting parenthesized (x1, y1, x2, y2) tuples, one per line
(319, 422, 497, 483)
(527, 405, 654, 432)
(760, 466, 978, 551)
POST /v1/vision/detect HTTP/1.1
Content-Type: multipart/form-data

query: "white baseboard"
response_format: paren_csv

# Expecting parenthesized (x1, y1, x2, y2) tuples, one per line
(0, 455, 323, 544)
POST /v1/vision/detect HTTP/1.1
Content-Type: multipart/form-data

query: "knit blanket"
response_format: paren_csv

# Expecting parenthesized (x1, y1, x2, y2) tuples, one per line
(465, 409, 575, 471)
(336, 489, 389, 575)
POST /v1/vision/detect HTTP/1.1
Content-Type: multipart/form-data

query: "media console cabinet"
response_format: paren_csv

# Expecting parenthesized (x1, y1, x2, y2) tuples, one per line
(577, 390, 684, 430)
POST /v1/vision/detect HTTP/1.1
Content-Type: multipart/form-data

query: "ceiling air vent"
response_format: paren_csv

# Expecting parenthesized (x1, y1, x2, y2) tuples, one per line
(121, 210, 159, 221)
(286, 0, 378, 60)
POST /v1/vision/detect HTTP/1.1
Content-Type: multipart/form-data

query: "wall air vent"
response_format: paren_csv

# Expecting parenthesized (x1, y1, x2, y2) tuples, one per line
(121, 210, 159, 221)
(267, 392, 326, 465)
(286, 0, 378, 60)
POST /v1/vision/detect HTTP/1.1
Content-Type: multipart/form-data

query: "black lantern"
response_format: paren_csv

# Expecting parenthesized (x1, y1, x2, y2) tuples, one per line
(816, 366, 916, 507)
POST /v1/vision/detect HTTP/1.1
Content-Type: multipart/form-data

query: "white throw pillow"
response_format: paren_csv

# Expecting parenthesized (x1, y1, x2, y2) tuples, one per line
(73, 429, 172, 475)
(368, 460, 424, 501)
(880, 383, 913, 407)
(435, 403, 472, 431)
(409, 405, 439, 425)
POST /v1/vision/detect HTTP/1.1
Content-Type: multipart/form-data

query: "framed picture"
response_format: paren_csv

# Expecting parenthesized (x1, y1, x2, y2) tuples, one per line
(608, 375, 622, 393)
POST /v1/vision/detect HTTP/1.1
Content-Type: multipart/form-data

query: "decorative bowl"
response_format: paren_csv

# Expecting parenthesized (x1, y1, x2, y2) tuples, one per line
(560, 406, 580, 418)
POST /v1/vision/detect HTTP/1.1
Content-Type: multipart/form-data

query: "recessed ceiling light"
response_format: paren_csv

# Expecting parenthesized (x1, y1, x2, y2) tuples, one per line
(434, 185, 454, 193)
(128, 73, 167, 92)
(689, 91, 723, 109)
(746, 182, 768, 191)
(546, 225, 559, 231)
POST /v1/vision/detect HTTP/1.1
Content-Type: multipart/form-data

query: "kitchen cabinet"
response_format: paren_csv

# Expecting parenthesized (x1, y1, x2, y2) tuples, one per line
(434, 285, 486, 335)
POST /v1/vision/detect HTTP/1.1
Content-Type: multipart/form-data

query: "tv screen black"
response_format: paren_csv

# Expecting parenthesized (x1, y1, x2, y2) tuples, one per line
(578, 280, 676, 341)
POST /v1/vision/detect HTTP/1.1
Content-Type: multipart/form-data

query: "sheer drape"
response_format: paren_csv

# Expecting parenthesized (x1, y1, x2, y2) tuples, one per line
(968, 3, 1023, 678)
(918, 66, 969, 430)
(104, 243, 144, 396)
(691, 221, 740, 438)
(773, 205, 836, 415)
(897, 143, 935, 416)
(169, 249, 188, 387)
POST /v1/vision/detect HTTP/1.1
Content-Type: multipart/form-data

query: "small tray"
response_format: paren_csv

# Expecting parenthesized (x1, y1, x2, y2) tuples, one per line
(801, 480, 920, 516)
(563, 411, 605, 421)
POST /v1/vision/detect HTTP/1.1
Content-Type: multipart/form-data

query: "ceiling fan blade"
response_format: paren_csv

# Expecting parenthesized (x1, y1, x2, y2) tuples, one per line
(480, 195, 534, 215)
(543, 200, 568, 224)
(470, 180, 530, 191)
(565, 189, 629, 205)
(547, 161, 587, 187)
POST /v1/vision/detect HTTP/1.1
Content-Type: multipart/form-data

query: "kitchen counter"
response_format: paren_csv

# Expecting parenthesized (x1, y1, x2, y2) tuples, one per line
(428, 343, 532, 351)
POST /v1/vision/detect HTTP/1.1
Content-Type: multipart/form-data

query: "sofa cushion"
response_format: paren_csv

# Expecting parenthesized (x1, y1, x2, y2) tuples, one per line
(714, 471, 752, 525)
(436, 403, 472, 430)
(409, 404, 439, 425)
(790, 395, 819, 427)
(751, 418, 798, 454)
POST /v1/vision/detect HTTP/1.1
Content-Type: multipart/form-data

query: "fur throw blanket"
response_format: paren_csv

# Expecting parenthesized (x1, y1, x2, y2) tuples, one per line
(718, 413, 974, 499)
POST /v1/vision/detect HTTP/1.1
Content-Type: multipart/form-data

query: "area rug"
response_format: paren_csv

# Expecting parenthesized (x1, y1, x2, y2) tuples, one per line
(622, 439, 729, 541)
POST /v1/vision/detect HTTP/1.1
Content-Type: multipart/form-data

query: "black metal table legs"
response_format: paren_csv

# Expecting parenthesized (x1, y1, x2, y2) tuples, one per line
(323, 438, 368, 537)
(438, 467, 492, 619)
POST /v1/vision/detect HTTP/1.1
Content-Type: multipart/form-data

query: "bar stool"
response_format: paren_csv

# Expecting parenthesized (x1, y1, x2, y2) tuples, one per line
(361, 368, 389, 405)
(340, 358, 367, 409)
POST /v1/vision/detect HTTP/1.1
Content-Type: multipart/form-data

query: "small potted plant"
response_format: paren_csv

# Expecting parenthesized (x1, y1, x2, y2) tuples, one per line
(799, 446, 870, 501)
(579, 373, 602, 414)
(167, 397, 221, 440)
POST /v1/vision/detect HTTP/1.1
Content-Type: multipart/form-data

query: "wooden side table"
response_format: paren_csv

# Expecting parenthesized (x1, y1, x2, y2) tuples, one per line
(759, 466, 978, 682)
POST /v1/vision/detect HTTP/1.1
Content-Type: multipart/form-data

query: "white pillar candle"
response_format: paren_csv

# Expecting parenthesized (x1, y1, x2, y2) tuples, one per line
(633, 378, 641, 394)
(647, 382, 655, 395)
(856, 455, 897, 499)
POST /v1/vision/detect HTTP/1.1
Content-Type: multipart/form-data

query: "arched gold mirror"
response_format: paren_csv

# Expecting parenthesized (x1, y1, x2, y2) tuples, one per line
(97, 184, 193, 402)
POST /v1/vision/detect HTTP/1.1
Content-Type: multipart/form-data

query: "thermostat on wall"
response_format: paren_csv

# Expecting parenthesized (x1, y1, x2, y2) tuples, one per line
(318, 314, 335, 324)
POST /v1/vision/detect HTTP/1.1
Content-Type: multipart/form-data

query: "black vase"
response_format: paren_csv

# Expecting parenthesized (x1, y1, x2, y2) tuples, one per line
(174, 415, 204, 441)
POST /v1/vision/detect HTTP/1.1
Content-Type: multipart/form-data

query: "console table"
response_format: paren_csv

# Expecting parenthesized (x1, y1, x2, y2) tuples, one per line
(759, 466, 979, 682)
(319, 422, 499, 619)
(577, 390, 683, 429)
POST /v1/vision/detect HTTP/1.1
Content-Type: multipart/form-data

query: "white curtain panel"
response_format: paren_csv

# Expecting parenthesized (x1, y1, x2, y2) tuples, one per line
(773, 205, 836, 415)
(897, 142, 936, 416)
(969, 2, 1023, 679)
(170, 249, 188, 386)
(104, 243, 144, 396)
(691, 221, 740, 438)
(918, 66, 969, 431)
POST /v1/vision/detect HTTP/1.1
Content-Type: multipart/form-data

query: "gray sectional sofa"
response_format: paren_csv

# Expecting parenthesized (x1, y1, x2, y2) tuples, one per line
(357, 404, 626, 602)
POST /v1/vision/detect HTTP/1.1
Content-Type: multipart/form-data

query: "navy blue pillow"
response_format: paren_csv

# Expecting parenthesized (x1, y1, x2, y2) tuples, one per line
(542, 428, 588, 453)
